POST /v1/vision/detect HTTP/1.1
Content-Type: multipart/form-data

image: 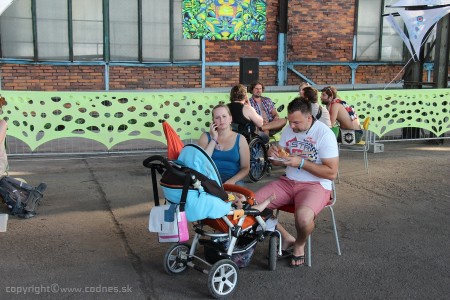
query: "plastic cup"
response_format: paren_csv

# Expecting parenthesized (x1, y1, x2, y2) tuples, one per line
(0, 213, 8, 232)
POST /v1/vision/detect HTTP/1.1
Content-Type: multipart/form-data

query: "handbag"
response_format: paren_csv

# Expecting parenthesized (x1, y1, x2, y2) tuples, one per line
(148, 204, 189, 243)
(340, 128, 356, 145)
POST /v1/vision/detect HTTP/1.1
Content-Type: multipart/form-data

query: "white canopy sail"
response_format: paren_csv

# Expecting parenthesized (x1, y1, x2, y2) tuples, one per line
(390, 0, 450, 7)
(0, 0, 14, 16)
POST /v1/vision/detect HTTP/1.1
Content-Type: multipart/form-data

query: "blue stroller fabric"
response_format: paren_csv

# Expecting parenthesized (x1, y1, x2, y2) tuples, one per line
(162, 144, 232, 222)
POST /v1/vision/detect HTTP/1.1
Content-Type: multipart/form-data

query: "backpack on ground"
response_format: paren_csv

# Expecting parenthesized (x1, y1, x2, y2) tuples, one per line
(0, 176, 47, 219)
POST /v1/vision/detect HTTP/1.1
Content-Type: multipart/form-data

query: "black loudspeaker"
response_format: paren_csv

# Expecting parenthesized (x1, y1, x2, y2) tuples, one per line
(239, 57, 259, 85)
(279, 0, 288, 33)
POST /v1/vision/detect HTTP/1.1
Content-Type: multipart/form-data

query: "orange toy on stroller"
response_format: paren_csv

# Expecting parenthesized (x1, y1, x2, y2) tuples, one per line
(144, 144, 282, 298)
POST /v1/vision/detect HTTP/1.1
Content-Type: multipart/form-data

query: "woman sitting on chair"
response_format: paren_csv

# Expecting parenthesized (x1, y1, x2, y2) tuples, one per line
(227, 84, 269, 144)
(198, 104, 250, 186)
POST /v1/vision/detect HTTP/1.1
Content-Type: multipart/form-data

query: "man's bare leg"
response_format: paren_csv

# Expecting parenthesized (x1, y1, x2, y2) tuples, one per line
(291, 206, 315, 266)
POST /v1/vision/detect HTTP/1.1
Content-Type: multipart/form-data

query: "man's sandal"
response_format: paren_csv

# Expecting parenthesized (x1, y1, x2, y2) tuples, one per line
(290, 255, 305, 268)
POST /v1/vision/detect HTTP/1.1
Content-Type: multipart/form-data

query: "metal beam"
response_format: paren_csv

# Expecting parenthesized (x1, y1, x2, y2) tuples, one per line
(433, 14, 450, 88)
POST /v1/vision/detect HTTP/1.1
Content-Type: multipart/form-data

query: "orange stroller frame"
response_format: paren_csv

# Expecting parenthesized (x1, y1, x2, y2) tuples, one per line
(144, 146, 282, 299)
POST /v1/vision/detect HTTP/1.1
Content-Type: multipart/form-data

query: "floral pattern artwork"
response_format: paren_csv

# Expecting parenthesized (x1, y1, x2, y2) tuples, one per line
(182, 0, 266, 41)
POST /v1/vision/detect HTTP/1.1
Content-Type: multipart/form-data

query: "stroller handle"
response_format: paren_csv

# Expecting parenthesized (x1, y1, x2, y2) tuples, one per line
(143, 155, 187, 179)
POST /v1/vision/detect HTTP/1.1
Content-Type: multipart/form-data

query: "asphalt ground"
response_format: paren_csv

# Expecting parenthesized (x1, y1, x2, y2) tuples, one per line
(0, 141, 449, 300)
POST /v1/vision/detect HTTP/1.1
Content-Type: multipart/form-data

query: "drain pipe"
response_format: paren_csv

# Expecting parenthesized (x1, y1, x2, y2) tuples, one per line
(277, 0, 288, 86)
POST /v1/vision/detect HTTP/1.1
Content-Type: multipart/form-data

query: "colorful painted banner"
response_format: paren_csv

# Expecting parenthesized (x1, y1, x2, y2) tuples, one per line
(182, 0, 266, 41)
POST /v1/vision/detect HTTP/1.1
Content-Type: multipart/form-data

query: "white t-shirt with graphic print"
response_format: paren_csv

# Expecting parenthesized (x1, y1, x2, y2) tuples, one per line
(279, 120, 338, 190)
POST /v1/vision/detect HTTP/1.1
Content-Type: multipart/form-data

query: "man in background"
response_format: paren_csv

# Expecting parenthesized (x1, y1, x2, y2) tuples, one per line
(248, 82, 286, 137)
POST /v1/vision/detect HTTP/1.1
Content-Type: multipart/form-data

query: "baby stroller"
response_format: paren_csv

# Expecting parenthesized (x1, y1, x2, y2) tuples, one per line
(144, 144, 282, 298)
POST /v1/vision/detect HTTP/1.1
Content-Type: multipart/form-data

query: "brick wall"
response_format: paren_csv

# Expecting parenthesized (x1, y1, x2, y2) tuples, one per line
(0, 1, 416, 90)
(288, 1, 355, 62)
(1, 64, 104, 91)
(287, 65, 352, 86)
(109, 66, 202, 90)
(356, 66, 406, 84)
(205, 65, 278, 87)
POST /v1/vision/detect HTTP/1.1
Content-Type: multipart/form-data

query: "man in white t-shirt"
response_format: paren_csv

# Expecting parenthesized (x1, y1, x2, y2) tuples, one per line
(255, 97, 339, 267)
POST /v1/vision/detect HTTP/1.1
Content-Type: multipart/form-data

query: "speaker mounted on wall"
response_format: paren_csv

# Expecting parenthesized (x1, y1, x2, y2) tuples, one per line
(239, 57, 259, 85)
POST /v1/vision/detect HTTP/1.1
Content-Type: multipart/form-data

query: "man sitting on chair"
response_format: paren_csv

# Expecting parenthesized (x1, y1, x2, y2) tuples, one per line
(248, 82, 287, 137)
(255, 97, 339, 267)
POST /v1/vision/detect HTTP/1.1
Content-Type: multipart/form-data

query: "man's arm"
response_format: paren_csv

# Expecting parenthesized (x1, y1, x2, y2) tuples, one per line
(264, 98, 279, 120)
(270, 106, 280, 120)
(283, 155, 339, 180)
(329, 103, 338, 127)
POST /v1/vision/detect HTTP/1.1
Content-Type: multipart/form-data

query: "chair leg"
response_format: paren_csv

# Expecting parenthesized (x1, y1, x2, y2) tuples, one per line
(306, 234, 312, 267)
(305, 207, 340, 268)
(328, 206, 341, 255)
(366, 153, 369, 174)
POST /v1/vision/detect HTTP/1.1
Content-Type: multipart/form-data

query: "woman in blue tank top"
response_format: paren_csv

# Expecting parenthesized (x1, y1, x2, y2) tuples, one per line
(198, 104, 250, 185)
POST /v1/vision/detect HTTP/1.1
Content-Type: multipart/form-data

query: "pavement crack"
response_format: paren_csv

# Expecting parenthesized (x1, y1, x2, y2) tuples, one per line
(84, 159, 155, 300)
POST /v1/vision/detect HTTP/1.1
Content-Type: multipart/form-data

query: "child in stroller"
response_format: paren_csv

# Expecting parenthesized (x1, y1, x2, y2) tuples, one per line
(144, 144, 282, 299)
(229, 191, 275, 211)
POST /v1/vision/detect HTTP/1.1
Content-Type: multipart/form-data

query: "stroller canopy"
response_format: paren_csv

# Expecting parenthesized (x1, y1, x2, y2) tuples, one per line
(176, 144, 222, 186)
(163, 144, 231, 222)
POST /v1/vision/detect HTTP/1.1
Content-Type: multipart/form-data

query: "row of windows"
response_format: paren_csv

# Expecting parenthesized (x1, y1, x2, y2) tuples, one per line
(356, 0, 404, 62)
(0, 0, 200, 62)
(0, 0, 405, 63)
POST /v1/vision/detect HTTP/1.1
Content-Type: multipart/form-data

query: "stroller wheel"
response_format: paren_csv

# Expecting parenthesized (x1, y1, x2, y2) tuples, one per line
(268, 233, 278, 271)
(207, 259, 239, 299)
(163, 243, 190, 275)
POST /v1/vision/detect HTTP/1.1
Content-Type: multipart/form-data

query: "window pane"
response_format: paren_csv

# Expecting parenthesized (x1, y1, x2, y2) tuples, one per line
(36, 0, 69, 60)
(110, 0, 138, 61)
(0, 0, 33, 59)
(356, 0, 381, 61)
(72, 0, 103, 61)
(173, 0, 200, 61)
(142, 0, 170, 61)
(380, 6, 403, 61)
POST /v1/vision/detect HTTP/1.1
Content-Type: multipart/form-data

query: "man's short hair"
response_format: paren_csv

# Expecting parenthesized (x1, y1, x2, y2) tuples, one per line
(287, 97, 312, 115)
